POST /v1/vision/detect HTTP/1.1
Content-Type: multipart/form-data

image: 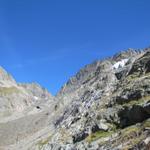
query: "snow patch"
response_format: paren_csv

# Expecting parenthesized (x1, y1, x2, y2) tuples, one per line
(34, 96, 39, 100)
(113, 59, 128, 69)
(16, 105, 24, 112)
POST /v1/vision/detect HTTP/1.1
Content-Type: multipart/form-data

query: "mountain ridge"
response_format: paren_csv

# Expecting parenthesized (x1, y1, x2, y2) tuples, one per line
(0, 47, 150, 150)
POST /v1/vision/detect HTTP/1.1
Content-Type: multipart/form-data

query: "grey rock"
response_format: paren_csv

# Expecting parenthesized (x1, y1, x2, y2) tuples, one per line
(1, 48, 150, 150)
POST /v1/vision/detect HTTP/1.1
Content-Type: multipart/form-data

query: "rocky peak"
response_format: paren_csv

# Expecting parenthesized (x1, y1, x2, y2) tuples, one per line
(58, 49, 145, 95)
(57, 49, 142, 96)
(128, 50, 150, 76)
(57, 60, 102, 96)
(19, 82, 53, 100)
(0, 66, 16, 84)
(112, 48, 143, 62)
(0, 67, 54, 115)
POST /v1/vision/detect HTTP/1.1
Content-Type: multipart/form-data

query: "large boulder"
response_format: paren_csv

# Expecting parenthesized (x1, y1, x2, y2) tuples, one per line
(118, 103, 150, 128)
(129, 50, 150, 76)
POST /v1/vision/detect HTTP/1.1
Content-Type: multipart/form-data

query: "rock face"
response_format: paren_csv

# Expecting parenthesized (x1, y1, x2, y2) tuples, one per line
(0, 69, 53, 115)
(0, 48, 150, 150)
(0, 67, 55, 150)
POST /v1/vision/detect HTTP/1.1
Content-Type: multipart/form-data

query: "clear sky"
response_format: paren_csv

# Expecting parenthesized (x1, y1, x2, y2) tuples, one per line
(0, 0, 150, 95)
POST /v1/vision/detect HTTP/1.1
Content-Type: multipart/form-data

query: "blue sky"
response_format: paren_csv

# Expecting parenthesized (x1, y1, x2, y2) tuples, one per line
(0, 0, 150, 95)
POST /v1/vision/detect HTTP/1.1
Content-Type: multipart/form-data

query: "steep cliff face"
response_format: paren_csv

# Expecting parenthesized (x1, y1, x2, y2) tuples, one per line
(0, 48, 150, 150)
(39, 48, 150, 150)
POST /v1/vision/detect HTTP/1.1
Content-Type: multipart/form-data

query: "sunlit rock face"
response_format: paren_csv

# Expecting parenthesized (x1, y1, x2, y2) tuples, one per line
(0, 48, 150, 150)
(0, 67, 54, 115)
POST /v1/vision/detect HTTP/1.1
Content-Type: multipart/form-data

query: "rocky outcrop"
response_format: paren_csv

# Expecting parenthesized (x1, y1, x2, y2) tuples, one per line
(0, 67, 16, 84)
(129, 49, 150, 76)
(40, 48, 150, 150)
(118, 104, 150, 128)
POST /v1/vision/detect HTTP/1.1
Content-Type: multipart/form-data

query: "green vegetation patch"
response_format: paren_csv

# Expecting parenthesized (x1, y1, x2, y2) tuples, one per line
(0, 87, 20, 96)
(37, 135, 52, 149)
(122, 95, 150, 107)
(0, 111, 11, 117)
(127, 72, 150, 81)
(86, 130, 113, 143)
(120, 125, 145, 149)
(143, 119, 150, 128)
(122, 137, 144, 150)
(121, 125, 140, 137)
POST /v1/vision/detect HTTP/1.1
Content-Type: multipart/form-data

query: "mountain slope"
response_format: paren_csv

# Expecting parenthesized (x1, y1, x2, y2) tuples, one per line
(38, 48, 150, 150)
(0, 48, 150, 150)
(0, 67, 56, 150)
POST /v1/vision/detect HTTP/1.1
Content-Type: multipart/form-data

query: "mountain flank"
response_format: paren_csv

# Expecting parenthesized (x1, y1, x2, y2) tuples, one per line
(0, 48, 150, 150)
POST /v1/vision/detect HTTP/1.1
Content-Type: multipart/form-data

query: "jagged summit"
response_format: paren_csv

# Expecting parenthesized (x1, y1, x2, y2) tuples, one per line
(112, 48, 143, 61)
(57, 48, 144, 96)
(0, 66, 16, 84)
(0, 66, 54, 116)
